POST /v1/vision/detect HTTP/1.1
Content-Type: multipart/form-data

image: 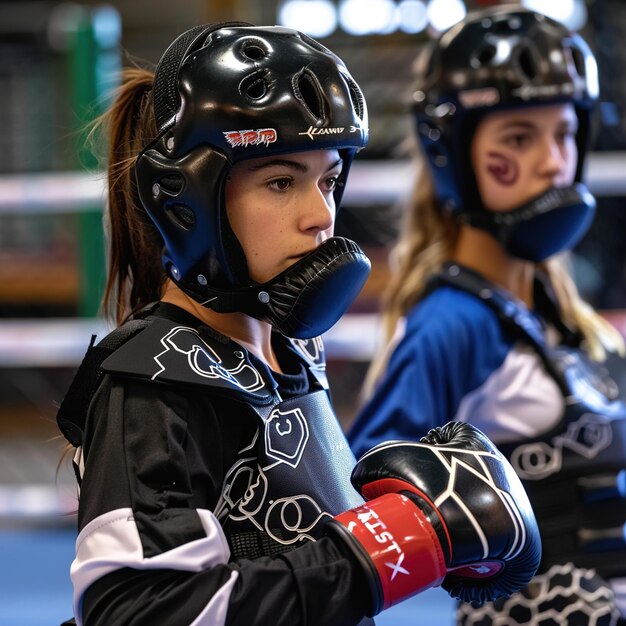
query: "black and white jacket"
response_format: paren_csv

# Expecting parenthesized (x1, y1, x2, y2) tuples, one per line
(59, 303, 373, 626)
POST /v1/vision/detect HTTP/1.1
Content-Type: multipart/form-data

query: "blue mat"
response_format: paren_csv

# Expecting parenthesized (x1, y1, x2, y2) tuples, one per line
(0, 528, 75, 626)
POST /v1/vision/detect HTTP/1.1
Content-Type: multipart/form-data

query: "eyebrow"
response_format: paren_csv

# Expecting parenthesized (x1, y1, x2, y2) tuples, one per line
(496, 120, 537, 132)
(246, 157, 344, 173)
(496, 118, 578, 133)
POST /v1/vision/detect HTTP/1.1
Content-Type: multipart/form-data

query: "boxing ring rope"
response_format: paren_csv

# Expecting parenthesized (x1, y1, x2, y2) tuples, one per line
(1, 153, 626, 366)
(3, 153, 626, 214)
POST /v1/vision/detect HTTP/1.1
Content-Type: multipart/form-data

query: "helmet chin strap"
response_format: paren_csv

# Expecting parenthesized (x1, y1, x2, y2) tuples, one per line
(461, 183, 596, 262)
(173, 237, 371, 339)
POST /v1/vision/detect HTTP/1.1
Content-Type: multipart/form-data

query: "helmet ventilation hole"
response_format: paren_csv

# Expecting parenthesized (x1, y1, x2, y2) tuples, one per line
(294, 70, 326, 121)
(342, 73, 365, 120)
(240, 70, 271, 101)
(492, 16, 514, 34)
(242, 42, 266, 61)
(517, 46, 538, 80)
(475, 43, 497, 66)
(246, 78, 268, 99)
(165, 204, 196, 231)
(158, 174, 184, 195)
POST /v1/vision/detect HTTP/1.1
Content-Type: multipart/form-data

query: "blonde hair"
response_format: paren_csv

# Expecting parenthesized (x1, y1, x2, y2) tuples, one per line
(364, 152, 625, 397)
(542, 256, 625, 361)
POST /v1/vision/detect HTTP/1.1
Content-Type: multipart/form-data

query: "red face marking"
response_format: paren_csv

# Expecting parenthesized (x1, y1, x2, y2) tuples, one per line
(485, 151, 519, 186)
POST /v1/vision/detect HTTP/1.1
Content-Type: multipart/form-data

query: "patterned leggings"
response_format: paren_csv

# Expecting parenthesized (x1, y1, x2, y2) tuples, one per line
(456, 563, 622, 626)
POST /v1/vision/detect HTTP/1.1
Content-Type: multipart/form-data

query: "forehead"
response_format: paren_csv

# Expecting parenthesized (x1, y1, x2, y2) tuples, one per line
(480, 102, 577, 130)
(233, 149, 342, 172)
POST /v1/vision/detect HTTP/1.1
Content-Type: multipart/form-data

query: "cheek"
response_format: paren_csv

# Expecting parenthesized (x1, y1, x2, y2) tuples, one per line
(485, 151, 519, 187)
(234, 205, 286, 271)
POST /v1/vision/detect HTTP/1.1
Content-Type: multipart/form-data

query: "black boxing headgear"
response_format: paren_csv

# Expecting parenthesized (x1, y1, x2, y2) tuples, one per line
(412, 7, 599, 261)
(135, 23, 370, 337)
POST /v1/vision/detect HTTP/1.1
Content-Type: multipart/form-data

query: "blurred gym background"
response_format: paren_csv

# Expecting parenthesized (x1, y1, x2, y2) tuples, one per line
(1, 0, 625, 623)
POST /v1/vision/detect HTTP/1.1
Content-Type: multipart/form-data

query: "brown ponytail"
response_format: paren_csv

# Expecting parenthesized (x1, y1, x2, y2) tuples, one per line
(97, 67, 165, 326)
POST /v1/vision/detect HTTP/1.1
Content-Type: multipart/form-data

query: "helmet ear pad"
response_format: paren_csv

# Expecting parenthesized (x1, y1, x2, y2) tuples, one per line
(135, 139, 239, 287)
(218, 181, 250, 286)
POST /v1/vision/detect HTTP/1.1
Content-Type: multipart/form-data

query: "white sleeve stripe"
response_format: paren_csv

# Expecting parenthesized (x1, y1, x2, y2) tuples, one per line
(455, 344, 562, 441)
(72, 507, 231, 626)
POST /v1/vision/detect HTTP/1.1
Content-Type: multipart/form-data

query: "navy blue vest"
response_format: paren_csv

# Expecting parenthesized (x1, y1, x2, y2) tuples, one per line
(433, 264, 626, 579)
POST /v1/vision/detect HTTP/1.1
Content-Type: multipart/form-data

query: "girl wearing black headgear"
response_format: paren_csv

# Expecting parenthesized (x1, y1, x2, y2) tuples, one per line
(56, 21, 541, 626)
(349, 5, 626, 626)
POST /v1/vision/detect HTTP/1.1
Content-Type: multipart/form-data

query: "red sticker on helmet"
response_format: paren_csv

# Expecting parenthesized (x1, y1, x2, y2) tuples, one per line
(223, 128, 277, 148)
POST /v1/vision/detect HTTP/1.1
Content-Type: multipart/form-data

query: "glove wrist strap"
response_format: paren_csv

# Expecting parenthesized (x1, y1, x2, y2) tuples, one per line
(333, 492, 446, 612)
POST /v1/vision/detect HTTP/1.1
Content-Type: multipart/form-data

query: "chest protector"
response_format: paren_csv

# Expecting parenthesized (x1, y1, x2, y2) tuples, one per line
(432, 264, 626, 580)
(57, 312, 362, 561)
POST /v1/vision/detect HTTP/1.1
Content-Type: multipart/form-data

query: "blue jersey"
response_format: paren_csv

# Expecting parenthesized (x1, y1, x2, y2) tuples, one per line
(348, 285, 562, 458)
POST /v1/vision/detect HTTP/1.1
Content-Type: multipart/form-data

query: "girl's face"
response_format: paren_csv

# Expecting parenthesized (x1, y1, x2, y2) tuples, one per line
(225, 149, 343, 284)
(471, 102, 579, 212)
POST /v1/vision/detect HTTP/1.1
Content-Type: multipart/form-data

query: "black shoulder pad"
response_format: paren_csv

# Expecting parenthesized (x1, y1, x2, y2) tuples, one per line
(101, 316, 275, 403)
(57, 319, 151, 447)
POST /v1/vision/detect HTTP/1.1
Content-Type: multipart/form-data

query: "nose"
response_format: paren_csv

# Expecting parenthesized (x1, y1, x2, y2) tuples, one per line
(538, 137, 568, 181)
(298, 185, 335, 234)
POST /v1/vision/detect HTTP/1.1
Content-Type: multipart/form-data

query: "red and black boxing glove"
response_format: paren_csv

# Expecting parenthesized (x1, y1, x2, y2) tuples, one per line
(326, 422, 541, 615)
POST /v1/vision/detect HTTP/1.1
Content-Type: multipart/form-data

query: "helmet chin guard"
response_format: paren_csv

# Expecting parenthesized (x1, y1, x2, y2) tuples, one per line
(176, 237, 371, 339)
(463, 184, 596, 262)
(134, 24, 369, 334)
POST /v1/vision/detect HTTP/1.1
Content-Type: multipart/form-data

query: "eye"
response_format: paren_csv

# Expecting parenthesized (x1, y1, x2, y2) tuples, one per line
(503, 133, 531, 150)
(268, 177, 293, 192)
(322, 175, 342, 193)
